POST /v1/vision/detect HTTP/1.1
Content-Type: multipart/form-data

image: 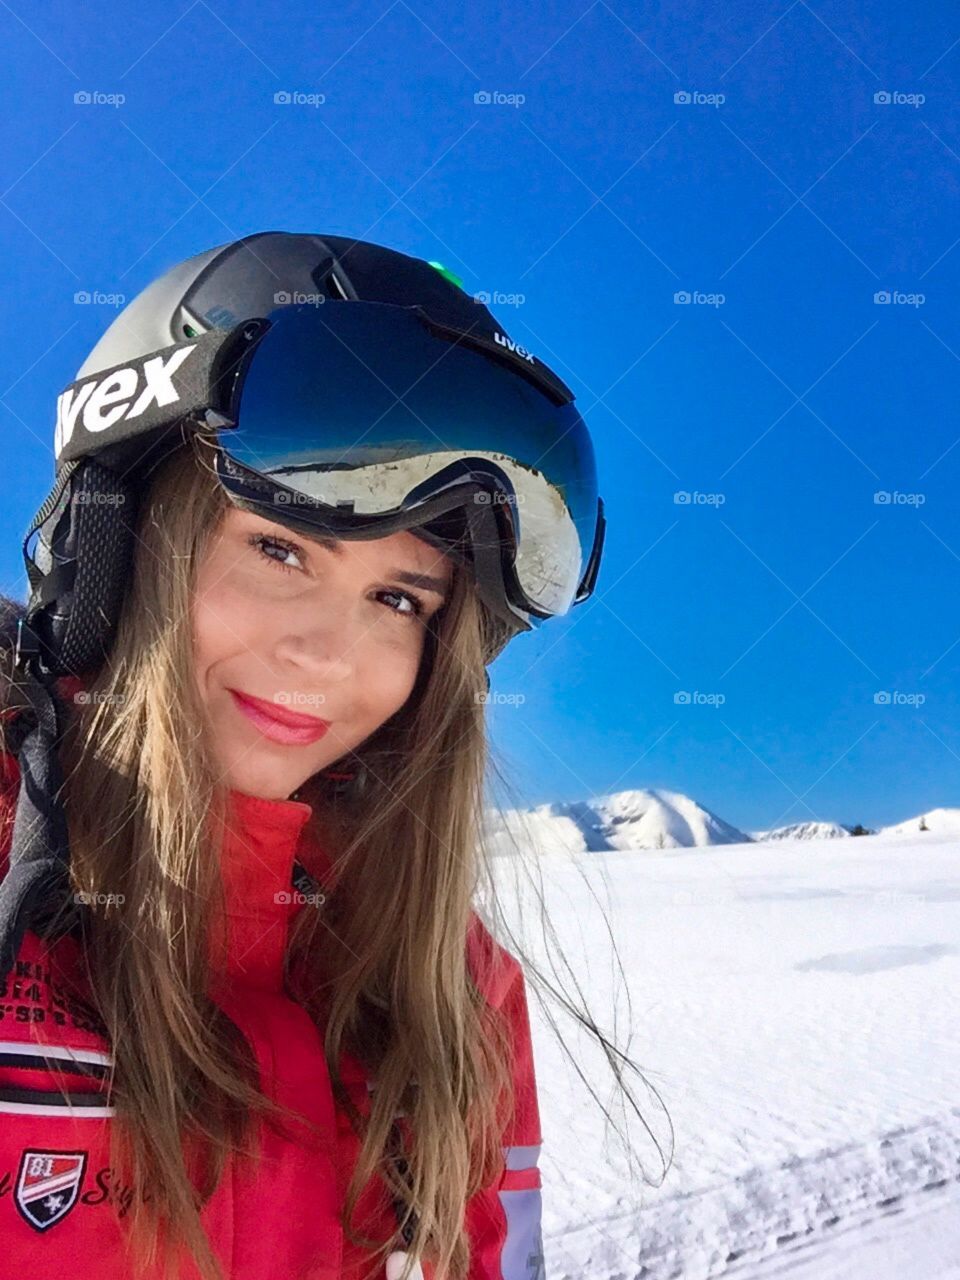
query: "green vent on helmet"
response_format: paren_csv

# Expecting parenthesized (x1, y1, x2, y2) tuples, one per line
(427, 260, 464, 290)
(183, 323, 200, 338)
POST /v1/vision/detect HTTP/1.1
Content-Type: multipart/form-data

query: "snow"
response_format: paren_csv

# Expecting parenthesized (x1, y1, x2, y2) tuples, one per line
(488, 814, 960, 1279)
(878, 808, 960, 839)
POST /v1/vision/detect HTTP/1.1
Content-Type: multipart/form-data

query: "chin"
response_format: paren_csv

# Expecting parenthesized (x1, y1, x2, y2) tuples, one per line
(221, 753, 304, 802)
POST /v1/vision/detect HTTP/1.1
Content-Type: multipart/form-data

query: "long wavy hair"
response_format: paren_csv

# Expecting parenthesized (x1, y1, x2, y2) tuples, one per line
(0, 429, 672, 1279)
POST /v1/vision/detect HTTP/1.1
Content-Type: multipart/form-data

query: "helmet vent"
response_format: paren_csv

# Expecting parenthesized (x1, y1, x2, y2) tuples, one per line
(322, 269, 349, 301)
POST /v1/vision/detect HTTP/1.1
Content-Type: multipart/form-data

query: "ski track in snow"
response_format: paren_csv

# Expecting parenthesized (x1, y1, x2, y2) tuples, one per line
(489, 828, 960, 1279)
(546, 1110, 960, 1279)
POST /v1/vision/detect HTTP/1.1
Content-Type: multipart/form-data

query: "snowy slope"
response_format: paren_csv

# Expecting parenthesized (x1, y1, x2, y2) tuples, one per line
(489, 826, 960, 1279)
(877, 807, 960, 838)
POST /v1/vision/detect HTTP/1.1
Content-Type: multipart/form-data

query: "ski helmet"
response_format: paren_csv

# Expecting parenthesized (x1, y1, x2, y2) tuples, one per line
(22, 231, 605, 683)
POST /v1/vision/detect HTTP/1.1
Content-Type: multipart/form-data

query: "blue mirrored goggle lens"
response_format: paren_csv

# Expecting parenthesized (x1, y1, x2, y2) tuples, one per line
(219, 302, 599, 615)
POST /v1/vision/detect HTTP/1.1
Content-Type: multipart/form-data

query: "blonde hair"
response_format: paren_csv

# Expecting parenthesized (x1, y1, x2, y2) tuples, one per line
(4, 430, 670, 1278)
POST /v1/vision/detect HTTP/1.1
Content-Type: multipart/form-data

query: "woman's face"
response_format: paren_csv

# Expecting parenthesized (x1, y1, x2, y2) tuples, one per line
(191, 505, 454, 802)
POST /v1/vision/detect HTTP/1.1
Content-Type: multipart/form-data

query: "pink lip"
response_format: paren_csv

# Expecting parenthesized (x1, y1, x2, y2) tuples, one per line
(228, 689, 331, 746)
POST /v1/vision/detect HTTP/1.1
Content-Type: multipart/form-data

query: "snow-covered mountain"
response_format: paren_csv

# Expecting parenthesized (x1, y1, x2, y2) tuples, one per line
(485, 787, 751, 855)
(588, 787, 751, 849)
(752, 820, 854, 841)
(877, 806, 960, 838)
(485, 788, 960, 856)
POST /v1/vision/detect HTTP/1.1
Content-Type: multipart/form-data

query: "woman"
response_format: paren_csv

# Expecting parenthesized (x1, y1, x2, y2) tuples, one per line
(0, 233, 638, 1280)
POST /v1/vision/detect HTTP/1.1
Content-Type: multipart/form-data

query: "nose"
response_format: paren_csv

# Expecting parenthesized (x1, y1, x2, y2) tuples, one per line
(272, 603, 359, 685)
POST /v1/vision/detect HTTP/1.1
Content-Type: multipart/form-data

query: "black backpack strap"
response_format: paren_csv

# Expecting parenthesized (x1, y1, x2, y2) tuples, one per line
(0, 665, 74, 986)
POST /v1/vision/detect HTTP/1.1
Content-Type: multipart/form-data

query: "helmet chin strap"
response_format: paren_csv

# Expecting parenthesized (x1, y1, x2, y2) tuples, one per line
(0, 633, 76, 988)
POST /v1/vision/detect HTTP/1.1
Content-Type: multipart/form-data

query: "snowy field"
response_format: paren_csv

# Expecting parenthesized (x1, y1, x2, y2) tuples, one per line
(489, 811, 960, 1279)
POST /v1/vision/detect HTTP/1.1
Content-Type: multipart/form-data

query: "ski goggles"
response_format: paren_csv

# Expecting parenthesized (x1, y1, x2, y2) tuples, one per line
(51, 301, 605, 632)
(209, 301, 605, 630)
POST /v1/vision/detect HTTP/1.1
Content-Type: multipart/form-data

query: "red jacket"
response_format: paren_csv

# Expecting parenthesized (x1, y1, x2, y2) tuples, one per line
(0, 718, 545, 1278)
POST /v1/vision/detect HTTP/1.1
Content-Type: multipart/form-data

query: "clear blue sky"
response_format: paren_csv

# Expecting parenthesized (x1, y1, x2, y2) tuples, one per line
(1, 2, 958, 831)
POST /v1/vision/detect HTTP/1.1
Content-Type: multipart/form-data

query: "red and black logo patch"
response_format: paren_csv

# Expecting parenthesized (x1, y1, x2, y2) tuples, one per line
(15, 1149, 87, 1231)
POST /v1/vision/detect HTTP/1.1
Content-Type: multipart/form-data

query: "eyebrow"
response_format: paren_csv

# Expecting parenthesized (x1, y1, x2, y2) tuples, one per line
(300, 530, 450, 599)
(390, 569, 450, 598)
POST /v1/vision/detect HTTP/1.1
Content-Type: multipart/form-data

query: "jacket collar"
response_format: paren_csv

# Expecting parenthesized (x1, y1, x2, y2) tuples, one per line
(212, 788, 333, 992)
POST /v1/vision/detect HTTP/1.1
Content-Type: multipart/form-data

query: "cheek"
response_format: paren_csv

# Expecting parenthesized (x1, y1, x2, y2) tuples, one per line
(357, 630, 428, 718)
(191, 571, 259, 685)
(192, 593, 226, 671)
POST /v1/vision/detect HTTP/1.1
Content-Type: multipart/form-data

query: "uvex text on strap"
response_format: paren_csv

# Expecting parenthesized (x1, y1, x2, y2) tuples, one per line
(52, 320, 267, 467)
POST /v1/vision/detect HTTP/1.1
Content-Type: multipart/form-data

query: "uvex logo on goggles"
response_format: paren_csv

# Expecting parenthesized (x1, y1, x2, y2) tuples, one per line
(54, 345, 197, 459)
(493, 331, 536, 363)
